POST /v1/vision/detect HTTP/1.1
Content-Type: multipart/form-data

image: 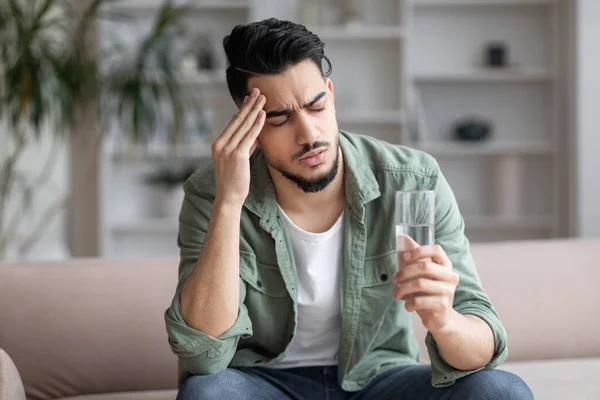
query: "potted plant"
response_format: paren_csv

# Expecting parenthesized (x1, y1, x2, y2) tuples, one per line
(0, 0, 198, 259)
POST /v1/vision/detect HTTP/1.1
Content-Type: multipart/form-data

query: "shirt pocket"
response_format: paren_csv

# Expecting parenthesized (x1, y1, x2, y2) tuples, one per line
(239, 252, 288, 298)
(358, 250, 409, 344)
(239, 252, 291, 354)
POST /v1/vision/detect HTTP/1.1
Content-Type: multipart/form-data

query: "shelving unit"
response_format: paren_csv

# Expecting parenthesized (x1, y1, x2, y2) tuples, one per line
(308, 26, 406, 40)
(464, 215, 553, 231)
(413, 67, 553, 83)
(415, 0, 554, 7)
(111, 218, 179, 235)
(408, 0, 567, 242)
(337, 110, 406, 125)
(99, 0, 569, 257)
(99, 0, 411, 257)
(420, 141, 553, 156)
(106, 0, 251, 11)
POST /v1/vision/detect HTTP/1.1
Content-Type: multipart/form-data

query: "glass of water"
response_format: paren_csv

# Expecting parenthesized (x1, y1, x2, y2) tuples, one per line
(395, 190, 435, 251)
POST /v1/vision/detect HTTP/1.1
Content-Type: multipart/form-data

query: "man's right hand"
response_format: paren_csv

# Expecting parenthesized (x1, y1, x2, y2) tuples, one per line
(211, 87, 266, 208)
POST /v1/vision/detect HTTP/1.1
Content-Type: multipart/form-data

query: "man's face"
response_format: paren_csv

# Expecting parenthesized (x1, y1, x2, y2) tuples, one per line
(247, 59, 340, 193)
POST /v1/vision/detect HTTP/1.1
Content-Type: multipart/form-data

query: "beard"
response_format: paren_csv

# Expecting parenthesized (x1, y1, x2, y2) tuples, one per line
(264, 136, 341, 193)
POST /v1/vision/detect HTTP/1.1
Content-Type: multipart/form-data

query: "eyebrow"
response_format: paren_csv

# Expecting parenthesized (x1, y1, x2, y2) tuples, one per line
(265, 91, 327, 119)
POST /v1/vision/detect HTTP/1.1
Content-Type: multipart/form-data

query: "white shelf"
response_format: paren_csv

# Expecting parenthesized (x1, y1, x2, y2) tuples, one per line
(413, 67, 553, 83)
(111, 141, 212, 162)
(107, 0, 250, 11)
(415, 0, 554, 7)
(464, 215, 553, 230)
(419, 141, 553, 156)
(309, 26, 405, 40)
(337, 110, 406, 125)
(111, 218, 178, 235)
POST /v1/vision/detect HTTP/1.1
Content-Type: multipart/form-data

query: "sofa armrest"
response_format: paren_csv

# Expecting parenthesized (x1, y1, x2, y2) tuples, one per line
(0, 349, 26, 400)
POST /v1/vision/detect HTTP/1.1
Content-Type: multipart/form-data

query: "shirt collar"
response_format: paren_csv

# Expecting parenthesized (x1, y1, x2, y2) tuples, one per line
(244, 131, 381, 221)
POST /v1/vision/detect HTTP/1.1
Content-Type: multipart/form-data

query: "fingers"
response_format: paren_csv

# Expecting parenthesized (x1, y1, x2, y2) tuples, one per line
(392, 276, 454, 301)
(396, 234, 420, 252)
(228, 94, 266, 149)
(403, 295, 452, 313)
(393, 260, 458, 286)
(217, 88, 261, 144)
(401, 244, 452, 268)
(239, 110, 266, 153)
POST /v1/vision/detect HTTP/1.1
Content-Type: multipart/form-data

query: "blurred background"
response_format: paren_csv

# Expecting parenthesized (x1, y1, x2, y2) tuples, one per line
(0, 0, 597, 262)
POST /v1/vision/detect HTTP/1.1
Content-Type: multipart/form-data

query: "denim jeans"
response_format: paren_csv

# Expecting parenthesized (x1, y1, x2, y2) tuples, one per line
(177, 364, 533, 400)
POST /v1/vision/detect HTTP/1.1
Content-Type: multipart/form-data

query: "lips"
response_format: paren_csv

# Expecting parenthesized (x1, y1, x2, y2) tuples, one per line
(298, 148, 327, 167)
(299, 148, 326, 161)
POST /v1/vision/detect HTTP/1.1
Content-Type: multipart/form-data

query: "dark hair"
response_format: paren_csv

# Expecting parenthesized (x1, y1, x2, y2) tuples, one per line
(222, 18, 332, 104)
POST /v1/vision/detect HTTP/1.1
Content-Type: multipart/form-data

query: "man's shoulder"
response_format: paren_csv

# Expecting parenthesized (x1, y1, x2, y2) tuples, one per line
(342, 131, 439, 177)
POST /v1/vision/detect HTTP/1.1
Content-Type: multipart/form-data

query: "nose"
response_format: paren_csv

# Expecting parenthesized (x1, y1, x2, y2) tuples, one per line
(295, 111, 319, 146)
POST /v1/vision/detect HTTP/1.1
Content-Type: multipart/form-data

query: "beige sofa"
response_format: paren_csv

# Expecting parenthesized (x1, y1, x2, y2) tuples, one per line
(1, 238, 599, 400)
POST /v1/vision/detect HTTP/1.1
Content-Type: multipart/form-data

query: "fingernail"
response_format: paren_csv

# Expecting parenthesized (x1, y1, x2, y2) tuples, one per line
(251, 88, 259, 97)
(243, 95, 249, 103)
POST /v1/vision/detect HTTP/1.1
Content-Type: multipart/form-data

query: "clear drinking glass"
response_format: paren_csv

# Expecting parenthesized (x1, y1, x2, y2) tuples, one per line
(395, 190, 435, 251)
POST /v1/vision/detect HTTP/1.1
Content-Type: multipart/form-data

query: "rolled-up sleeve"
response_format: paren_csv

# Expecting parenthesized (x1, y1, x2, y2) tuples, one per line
(164, 179, 253, 376)
(164, 279, 253, 375)
(425, 158, 508, 387)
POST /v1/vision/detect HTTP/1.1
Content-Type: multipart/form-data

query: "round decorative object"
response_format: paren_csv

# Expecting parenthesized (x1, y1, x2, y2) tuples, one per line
(452, 117, 493, 142)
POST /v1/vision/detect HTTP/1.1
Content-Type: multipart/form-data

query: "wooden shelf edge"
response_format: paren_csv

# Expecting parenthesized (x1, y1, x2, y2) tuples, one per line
(464, 215, 554, 230)
(415, 0, 555, 7)
(418, 141, 554, 156)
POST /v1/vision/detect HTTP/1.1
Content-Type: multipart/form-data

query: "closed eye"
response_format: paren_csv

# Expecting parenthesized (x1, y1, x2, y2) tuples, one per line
(272, 107, 326, 128)
(273, 117, 290, 128)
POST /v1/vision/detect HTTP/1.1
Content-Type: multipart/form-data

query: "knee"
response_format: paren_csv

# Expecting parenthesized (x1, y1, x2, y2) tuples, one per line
(176, 370, 250, 400)
(460, 369, 533, 400)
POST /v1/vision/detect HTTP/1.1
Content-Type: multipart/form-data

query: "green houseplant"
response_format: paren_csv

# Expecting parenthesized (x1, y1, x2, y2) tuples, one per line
(0, 0, 198, 258)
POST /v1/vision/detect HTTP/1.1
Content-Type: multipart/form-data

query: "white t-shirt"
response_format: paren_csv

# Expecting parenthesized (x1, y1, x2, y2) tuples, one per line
(266, 205, 344, 369)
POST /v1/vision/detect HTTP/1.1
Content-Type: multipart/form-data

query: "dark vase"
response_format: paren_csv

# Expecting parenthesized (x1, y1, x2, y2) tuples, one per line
(453, 118, 493, 142)
(197, 43, 215, 70)
(485, 42, 509, 68)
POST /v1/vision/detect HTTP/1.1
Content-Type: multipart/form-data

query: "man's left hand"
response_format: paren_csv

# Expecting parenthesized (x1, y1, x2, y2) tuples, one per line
(392, 240, 460, 333)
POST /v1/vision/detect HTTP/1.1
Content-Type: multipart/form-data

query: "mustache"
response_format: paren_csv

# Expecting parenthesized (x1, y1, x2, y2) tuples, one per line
(293, 141, 329, 161)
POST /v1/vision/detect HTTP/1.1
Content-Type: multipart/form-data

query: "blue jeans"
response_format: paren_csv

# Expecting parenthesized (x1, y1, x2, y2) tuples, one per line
(177, 364, 533, 400)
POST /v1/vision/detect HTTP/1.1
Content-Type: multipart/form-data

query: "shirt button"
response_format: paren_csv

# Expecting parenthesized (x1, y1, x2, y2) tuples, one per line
(380, 273, 388, 281)
(257, 280, 263, 288)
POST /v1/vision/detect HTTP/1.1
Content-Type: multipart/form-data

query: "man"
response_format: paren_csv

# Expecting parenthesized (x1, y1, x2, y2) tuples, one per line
(165, 18, 533, 399)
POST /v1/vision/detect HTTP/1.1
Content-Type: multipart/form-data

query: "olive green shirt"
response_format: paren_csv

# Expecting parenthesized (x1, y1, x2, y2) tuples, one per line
(164, 131, 508, 390)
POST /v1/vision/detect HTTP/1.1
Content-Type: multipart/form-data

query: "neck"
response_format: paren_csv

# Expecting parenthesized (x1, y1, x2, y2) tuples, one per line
(270, 147, 345, 215)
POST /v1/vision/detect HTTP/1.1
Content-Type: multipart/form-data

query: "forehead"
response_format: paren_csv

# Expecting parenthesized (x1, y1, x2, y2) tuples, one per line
(248, 60, 326, 107)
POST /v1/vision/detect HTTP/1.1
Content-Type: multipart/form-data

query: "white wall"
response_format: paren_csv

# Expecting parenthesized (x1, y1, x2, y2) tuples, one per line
(575, 0, 600, 237)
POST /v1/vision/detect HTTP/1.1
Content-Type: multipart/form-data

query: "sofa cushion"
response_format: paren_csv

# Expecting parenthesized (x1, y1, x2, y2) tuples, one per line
(501, 358, 600, 399)
(58, 389, 177, 400)
(0, 259, 179, 400)
(0, 349, 26, 400)
(469, 239, 600, 362)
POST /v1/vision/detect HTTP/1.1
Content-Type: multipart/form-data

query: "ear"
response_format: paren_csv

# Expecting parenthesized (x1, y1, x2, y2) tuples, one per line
(325, 78, 335, 112)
